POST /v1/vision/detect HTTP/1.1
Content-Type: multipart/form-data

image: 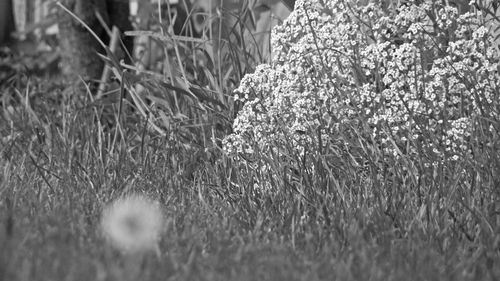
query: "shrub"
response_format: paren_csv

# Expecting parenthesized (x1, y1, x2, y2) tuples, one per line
(222, 1, 500, 242)
(224, 0, 500, 171)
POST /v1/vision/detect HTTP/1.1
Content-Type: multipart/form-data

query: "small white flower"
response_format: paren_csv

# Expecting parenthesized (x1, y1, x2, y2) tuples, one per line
(101, 194, 163, 253)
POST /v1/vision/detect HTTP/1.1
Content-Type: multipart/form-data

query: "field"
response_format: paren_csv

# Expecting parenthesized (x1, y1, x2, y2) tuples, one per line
(1, 0, 500, 280)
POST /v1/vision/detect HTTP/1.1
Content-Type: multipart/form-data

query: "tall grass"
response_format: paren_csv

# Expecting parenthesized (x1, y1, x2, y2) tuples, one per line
(0, 0, 499, 280)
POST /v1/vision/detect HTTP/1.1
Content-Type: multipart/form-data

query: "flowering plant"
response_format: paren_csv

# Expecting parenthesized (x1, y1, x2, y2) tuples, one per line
(223, 0, 500, 168)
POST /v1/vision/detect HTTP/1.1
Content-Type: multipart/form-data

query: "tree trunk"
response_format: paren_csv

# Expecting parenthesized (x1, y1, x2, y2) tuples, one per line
(0, 0, 15, 45)
(57, 0, 132, 81)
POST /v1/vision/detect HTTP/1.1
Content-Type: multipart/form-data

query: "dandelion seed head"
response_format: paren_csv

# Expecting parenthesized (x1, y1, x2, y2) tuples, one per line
(101, 194, 163, 253)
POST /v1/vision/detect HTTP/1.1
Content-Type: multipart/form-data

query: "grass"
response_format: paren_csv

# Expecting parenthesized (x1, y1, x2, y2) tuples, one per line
(1, 121, 496, 281)
(1, 0, 500, 280)
(1, 77, 498, 281)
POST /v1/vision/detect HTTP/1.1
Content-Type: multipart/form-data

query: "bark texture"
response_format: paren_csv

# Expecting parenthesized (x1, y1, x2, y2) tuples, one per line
(0, 0, 15, 45)
(57, 0, 132, 81)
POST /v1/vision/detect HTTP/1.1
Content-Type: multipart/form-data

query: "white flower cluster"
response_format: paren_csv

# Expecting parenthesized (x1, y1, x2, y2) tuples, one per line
(223, 0, 500, 164)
